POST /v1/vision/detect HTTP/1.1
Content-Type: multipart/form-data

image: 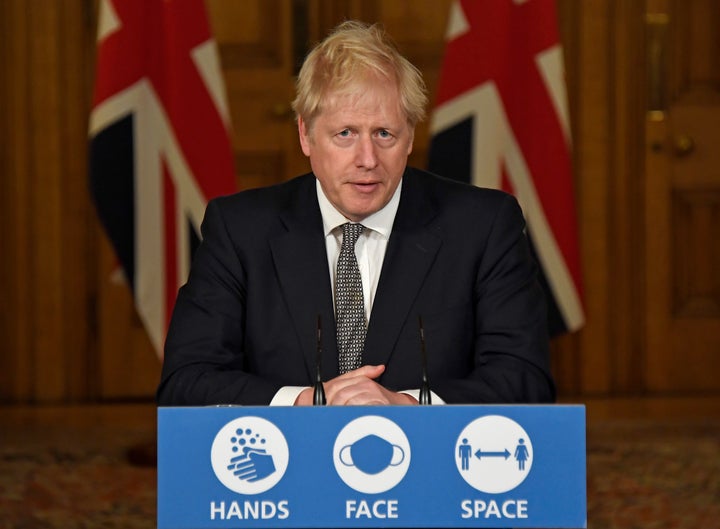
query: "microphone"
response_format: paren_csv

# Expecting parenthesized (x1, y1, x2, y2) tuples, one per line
(313, 315, 327, 405)
(418, 315, 432, 405)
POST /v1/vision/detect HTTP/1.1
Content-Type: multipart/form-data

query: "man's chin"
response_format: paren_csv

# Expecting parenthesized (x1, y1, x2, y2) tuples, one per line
(338, 196, 386, 221)
(343, 206, 379, 222)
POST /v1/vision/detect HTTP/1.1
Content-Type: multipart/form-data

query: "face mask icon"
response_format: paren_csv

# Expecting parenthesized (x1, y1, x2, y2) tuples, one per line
(339, 434, 405, 474)
(333, 415, 411, 494)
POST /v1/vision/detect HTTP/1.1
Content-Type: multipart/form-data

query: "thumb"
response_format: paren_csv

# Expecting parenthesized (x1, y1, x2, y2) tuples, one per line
(359, 364, 386, 379)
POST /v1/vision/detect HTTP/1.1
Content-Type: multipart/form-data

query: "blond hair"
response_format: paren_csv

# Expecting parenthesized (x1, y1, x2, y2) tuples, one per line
(292, 21, 428, 129)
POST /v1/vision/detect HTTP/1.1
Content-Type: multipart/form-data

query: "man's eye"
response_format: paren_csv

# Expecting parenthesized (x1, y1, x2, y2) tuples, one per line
(377, 130, 392, 139)
(338, 129, 351, 137)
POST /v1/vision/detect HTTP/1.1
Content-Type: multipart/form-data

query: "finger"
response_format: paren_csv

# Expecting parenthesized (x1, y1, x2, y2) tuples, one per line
(324, 365, 388, 403)
(329, 380, 390, 406)
(234, 468, 257, 479)
(336, 364, 385, 381)
(342, 391, 390, 405)
(324, 375, 369, 402)
(326, 365, 384, 394)
(234, 461, 255, 472)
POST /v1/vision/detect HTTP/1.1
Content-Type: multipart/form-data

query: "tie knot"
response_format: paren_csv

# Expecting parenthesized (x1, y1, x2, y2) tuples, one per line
(341, 222, 364, 247)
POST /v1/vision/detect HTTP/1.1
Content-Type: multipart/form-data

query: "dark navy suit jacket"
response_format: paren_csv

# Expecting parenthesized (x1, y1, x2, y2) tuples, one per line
(157, 168, 555, 405)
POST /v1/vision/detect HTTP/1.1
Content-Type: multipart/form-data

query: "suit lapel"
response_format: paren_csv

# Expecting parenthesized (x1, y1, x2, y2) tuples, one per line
(269, 176, 339, 379)
(363, 170, 442, 367)
(269, 171, 443, 379)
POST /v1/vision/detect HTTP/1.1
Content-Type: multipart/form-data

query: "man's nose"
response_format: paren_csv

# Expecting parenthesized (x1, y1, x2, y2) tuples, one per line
(355, 136, 378, 169)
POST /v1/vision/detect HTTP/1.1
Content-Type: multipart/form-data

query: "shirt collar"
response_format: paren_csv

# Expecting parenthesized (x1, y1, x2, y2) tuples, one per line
(316, 178, 402, 239)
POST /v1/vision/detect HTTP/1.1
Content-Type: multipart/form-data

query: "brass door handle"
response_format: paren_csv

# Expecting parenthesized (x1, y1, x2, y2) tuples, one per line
(673, 135, 695, 157)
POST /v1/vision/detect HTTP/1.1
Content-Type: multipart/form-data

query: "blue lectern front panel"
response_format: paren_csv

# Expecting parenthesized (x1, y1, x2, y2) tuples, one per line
(158, 405, 586, 528)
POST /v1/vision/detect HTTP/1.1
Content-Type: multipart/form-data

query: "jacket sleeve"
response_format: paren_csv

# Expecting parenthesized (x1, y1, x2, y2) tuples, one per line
(157, 199, 282, 406)
(433, 194, 556, 404)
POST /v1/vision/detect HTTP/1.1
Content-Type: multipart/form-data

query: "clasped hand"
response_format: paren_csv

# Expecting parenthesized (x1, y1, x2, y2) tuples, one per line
(294, 365, 417, 406)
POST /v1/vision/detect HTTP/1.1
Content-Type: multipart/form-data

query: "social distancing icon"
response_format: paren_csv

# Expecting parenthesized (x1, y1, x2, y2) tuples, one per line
(455, 415, 533, 493)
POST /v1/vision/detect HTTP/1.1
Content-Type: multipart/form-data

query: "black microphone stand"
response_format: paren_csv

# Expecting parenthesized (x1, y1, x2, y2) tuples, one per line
(313, 315, 327, 405)
(418, 316, 432, 405)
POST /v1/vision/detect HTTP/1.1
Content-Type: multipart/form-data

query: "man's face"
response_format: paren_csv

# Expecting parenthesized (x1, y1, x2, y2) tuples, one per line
(298, 79, 414, 222)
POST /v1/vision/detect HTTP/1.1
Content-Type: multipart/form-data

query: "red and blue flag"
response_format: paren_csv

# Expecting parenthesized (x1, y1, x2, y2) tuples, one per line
(429, 0, 584, 335)
(89, 0, 237, 355)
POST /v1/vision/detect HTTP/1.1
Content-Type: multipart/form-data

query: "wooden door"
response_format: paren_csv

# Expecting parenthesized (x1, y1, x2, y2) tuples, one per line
(645, 0, 720, 392)
(209, 0, 451, 189)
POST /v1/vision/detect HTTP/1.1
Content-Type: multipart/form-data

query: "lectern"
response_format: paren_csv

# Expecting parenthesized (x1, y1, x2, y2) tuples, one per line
(158, 405, 586, 528)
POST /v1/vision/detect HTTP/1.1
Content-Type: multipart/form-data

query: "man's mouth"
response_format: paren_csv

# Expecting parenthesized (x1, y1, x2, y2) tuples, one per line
(349, 181, 380, 193)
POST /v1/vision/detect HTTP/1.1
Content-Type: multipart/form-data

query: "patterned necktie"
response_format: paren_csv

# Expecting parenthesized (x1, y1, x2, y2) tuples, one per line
(336, 222, 366, 374)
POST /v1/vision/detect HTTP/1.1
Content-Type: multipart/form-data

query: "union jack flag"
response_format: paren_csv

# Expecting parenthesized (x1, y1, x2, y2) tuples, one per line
(429, 0, 584, 336)
(89, 0, 237, 355)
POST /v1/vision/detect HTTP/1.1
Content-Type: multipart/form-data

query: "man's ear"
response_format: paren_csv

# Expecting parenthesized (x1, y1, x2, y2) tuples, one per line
(298, 115, 311, 157)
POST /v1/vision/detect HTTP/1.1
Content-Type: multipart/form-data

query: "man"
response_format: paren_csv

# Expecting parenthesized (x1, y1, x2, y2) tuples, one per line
(157, 21, 554, 406)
